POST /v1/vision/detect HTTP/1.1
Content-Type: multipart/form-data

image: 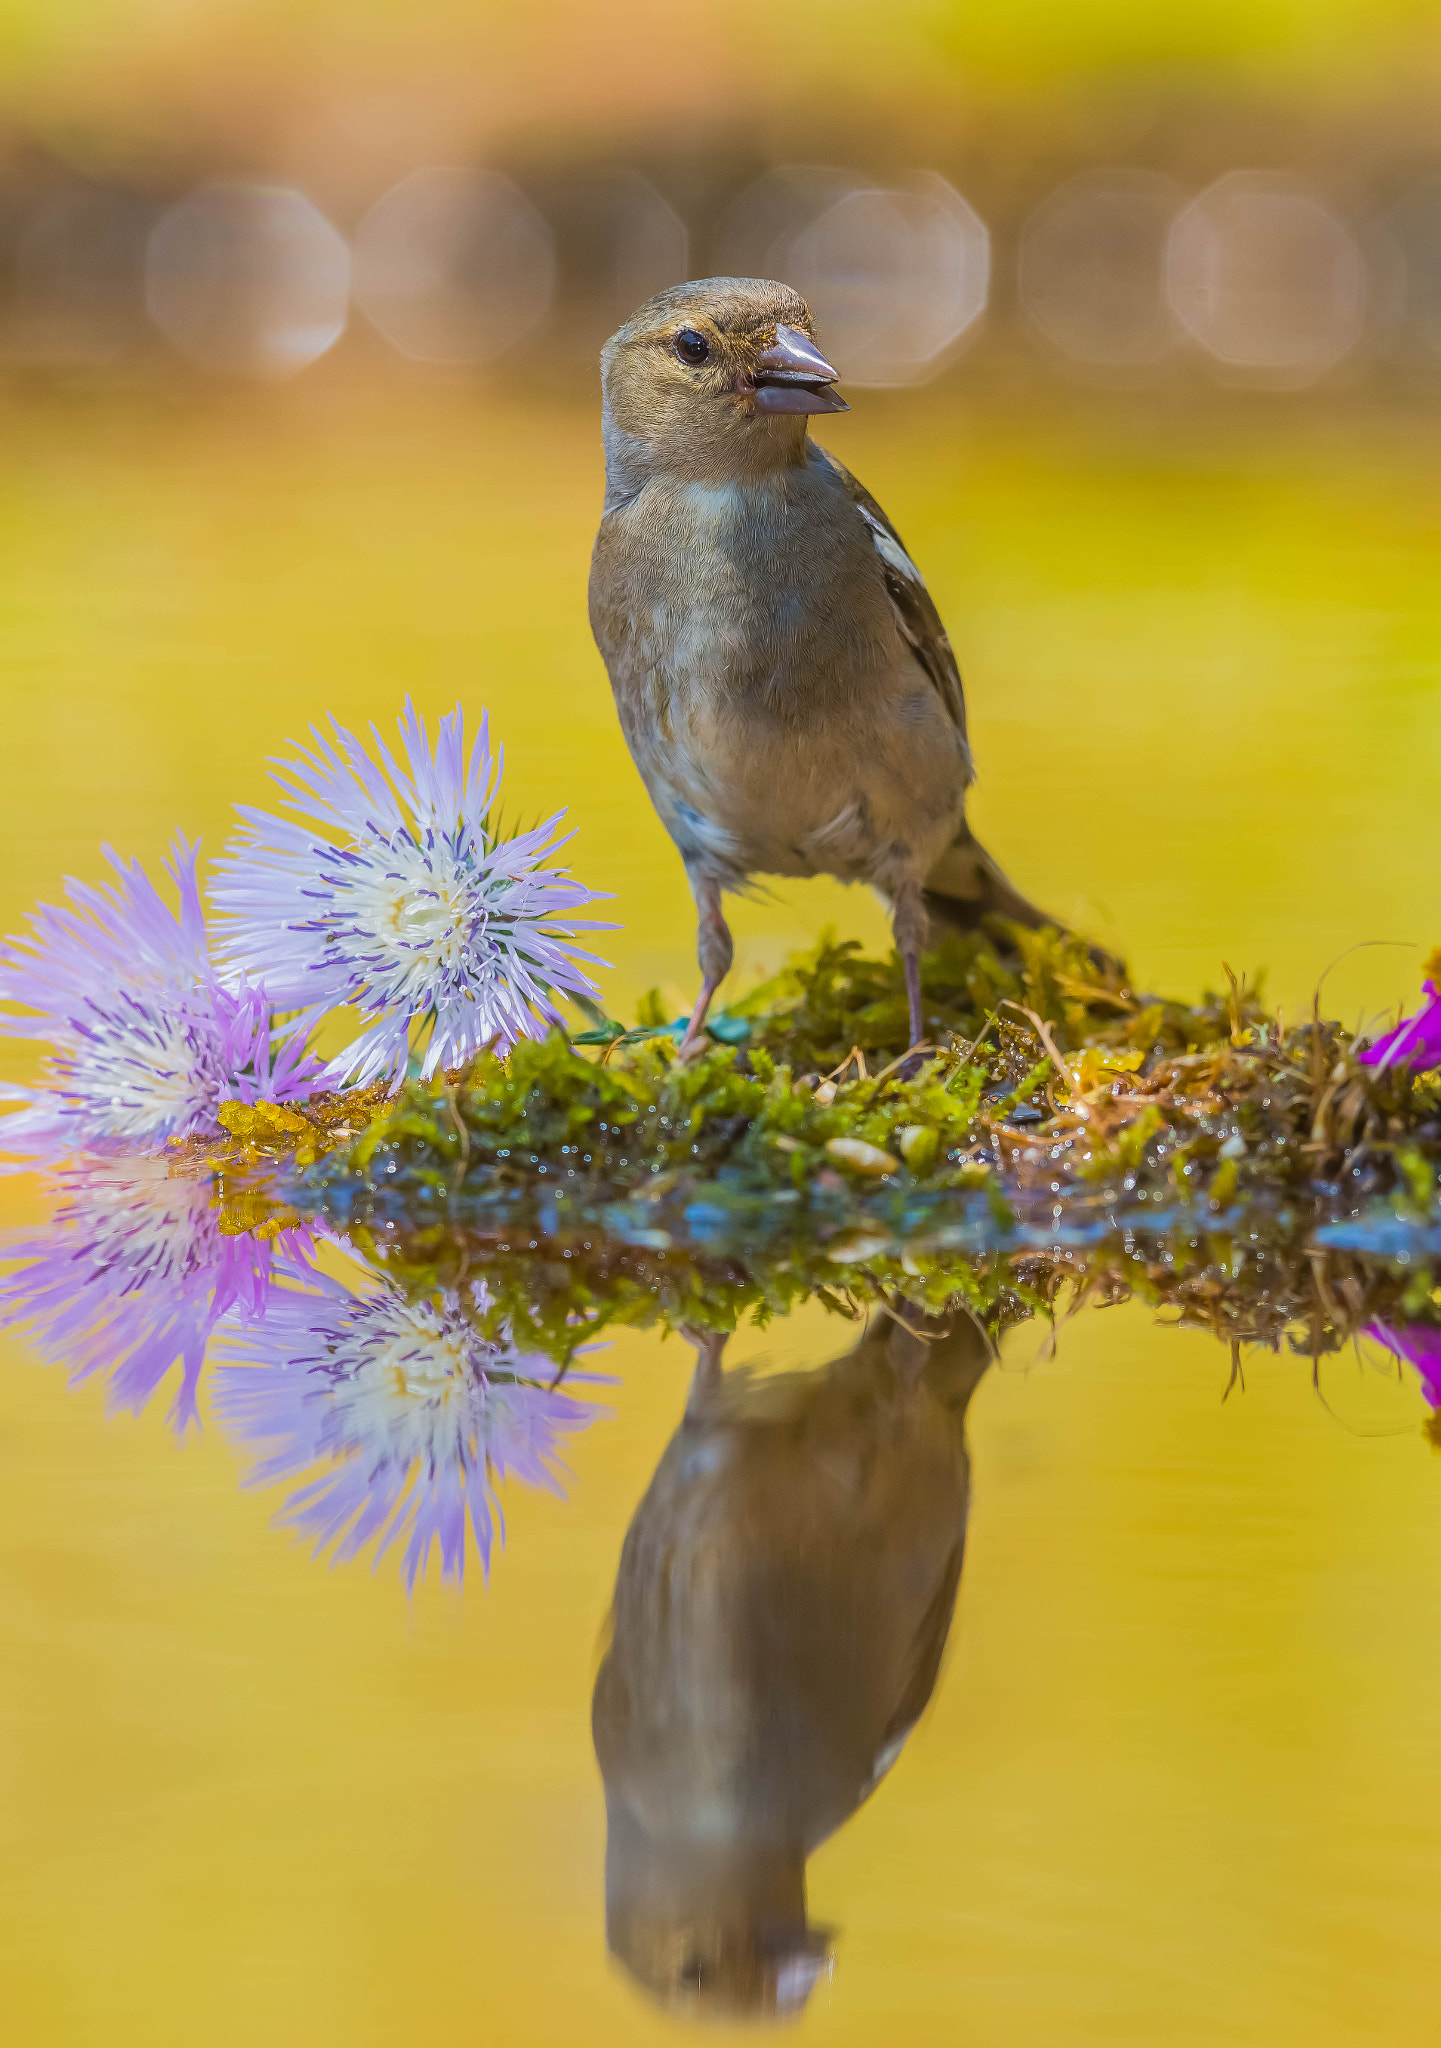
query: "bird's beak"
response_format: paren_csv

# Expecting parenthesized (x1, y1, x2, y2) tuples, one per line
(751, 323, 849, 414)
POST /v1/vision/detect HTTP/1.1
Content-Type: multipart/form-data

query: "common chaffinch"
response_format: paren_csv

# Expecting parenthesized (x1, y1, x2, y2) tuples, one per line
(589, 276, 1053, 1050)
(590, 1307, 991, 2018)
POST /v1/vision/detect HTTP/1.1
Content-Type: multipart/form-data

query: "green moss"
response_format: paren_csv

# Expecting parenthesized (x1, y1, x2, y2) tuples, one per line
(205, 925, 1441, 1331)
(225, 1176, 1439, 1393)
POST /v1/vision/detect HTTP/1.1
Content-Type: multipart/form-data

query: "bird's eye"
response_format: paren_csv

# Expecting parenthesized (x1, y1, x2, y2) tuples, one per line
(673, 327, 710, 366)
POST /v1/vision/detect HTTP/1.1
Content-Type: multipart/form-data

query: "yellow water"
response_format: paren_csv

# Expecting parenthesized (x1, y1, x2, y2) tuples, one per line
(3, 374, 1441, 2044)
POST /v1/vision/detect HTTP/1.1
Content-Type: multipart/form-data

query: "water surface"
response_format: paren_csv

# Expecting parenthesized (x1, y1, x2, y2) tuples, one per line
(3, 377, 1441, 2045)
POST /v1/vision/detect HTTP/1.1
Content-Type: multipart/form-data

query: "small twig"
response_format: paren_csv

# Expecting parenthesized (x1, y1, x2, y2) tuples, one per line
(1309, 987, 1329, 1115)
(1222, 1341, 1246, 1401)
(1028, 1311, 1060, 1367)
(441, 1081, 471, 1196)
(1001, 1001, 1085, 1114)
(953, 1005, 1002, 1064)
(882, 1297, 942, 1344)
(871, 1042, 941, 1086)
(822, 1044, 869, 1085)
(1222, 961, 1250, 1046)
(1306, 1246, 1343, 1326)
(815, 1285, 863, 1321)
(1053, 975, 1138, 1010)
(450, 1224, 471, 1286)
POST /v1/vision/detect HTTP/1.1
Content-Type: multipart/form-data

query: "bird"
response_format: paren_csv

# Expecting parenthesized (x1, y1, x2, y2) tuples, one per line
(588, 275, 1057, 1054)
(590, 1305, 993, 2019)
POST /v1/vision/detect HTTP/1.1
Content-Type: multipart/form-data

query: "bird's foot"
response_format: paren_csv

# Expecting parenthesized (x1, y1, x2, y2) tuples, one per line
(675, 1024, 711, 1064)
(675, 971, 722, 1061)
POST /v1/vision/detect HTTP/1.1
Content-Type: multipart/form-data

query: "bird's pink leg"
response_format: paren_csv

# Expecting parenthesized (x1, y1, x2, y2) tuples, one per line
(683, 1327, 728, 1414)
(678, 871, 733, 1056)
(903, 948, 924, 1048)
(677, 975, 722, 1056)
(892, 883, 928, 1049)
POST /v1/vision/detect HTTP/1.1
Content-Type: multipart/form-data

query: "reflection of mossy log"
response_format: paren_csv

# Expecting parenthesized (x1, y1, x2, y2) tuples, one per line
(206, 1150, 1441, 1395)
(305, 1200, 1438, 1384)
(197, 927, 1441, 1368)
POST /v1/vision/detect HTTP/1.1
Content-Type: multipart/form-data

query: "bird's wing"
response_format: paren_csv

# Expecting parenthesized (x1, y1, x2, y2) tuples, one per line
(846, 1536, 967, 1811)
(877, 1538, 965, 1758)
(816, 448, 969, 748)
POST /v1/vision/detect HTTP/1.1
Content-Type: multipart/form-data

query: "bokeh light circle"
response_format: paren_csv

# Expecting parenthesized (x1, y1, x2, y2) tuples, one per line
(353, 166, 556, 364)
(1165, 171, 1365, 381)
(1020, 170, 1182, 369)
(16, 186, 156, 364)
(787, 173, 989, 386)
(145, 183, 350, 379)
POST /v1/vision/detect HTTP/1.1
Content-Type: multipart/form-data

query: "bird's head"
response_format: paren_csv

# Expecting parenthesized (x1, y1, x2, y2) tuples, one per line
(599, 1794, 833, 2020)
(600, 277, 847, 491)
(608, 1910, 834, 2022)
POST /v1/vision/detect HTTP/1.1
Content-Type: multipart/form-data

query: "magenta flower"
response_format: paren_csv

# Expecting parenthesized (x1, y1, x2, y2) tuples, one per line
(1368, 1320, 1441, 1407)
(0, 838, 321, 1161)
(1359, 953, 1441, 1073)
(209, 700, 612, 1088)
(0, 1157, 318, 1431)
(213, 1273, 604, 1589)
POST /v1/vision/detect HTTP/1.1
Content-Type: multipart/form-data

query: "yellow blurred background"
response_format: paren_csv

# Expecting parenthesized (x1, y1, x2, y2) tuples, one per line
(4, 4, 1441, 2044)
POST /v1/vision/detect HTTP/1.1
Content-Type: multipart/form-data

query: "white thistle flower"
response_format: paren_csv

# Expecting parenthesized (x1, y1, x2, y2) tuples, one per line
(0, 838, 320, 1162)
(209, 699, 612, 1087)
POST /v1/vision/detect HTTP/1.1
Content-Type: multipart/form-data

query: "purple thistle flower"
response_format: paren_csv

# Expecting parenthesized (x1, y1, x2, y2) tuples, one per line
(1359, 979, 1441, 1073)
(1367, 1320, 1441, 1407)
(209, 699, 613, 1088)
(0, 837, 322, 1160)
(213, 1273, 604, 1589)
(0, 1157, 318, 1432)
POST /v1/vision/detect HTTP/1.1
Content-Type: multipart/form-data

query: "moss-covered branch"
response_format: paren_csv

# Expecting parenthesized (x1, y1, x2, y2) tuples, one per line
(183, 925, 1441, 1371)
(201, 926, 1440, 1228)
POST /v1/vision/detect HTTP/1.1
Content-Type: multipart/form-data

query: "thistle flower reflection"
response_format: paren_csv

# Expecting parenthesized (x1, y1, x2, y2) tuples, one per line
(213, 1273, 603, 1589)
(0, 837, 320, 1160)
(1368, 1321, 1441, 1408)
(211, 699, 611, 1087)
(0, 1156, 315, 1431)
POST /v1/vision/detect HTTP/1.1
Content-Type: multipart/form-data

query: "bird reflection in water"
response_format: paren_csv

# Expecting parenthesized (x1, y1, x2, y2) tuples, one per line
(592, 1304, 992, 2020)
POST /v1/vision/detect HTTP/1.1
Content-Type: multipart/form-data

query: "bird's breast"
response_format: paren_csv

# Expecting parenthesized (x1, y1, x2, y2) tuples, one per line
(590, 467, 965, 886)
(597, 472, 891, 706)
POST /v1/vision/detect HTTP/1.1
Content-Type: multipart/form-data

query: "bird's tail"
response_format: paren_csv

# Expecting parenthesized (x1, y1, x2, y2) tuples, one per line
(920, 821, 1057, 942)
